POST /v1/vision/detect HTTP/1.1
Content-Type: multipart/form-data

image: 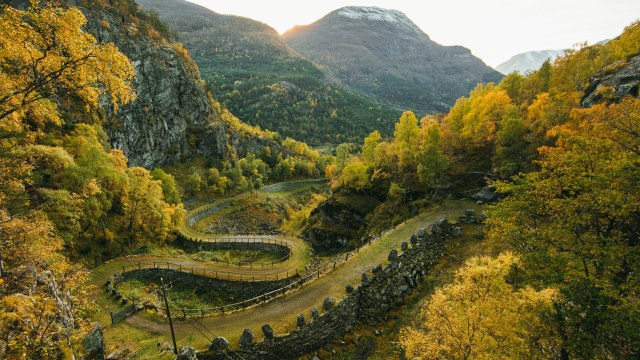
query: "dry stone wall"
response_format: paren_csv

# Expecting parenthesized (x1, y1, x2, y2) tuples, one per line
(200, 214, 467, 360)
(121, 268, 297, 304)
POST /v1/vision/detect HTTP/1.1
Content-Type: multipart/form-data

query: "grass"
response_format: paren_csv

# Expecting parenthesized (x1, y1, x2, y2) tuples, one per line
(188, 249, 281, 263)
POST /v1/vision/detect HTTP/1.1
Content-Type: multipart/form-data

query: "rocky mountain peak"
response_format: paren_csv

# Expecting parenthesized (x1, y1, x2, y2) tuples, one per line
(334, 6, 422, 33)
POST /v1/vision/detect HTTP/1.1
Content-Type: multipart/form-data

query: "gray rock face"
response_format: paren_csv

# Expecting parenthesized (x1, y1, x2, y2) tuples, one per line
(388, 249, 398, 261)
(583, 55, 640, 107)
(239, 328, 255, 346)
(210, 337, 229, 351)
(262, 324, 275, 340)
(176, 346, 197, 360)
(311, 307, 320, 320)
(297, 313, 307, 328)
(82, 324, 106, 360)
(436, 217, 448, 229)
(323, 296, 334, 311)
(472, 186, 498, 203)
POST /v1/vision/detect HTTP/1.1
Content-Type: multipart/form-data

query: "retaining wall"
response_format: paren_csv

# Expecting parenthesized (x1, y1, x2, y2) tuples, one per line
(121, 268, 297, 305)
(200, 218, 460, 360)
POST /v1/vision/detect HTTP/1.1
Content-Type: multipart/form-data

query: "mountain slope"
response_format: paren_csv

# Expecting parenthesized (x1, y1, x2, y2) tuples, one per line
(495, 49, 565, 75)
(283, 6, 504, 114)
(137, 0, 402, 145)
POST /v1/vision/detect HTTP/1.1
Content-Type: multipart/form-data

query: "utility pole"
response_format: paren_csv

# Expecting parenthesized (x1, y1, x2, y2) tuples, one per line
(160, 277, 178, 355)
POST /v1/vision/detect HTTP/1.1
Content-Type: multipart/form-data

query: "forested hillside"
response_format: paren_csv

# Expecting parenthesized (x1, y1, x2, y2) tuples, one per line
(308, 20, 640, 358)
(136, 0, 402, 146)
(1, 0, 639, 358)
(0, 1, 332, 358)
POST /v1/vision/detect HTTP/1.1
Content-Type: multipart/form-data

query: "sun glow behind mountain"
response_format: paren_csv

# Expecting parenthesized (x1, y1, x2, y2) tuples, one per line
(185, 0, 639, 67)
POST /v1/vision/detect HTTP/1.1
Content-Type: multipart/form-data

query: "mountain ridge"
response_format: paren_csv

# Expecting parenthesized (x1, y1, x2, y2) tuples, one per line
(282, 6, 504, 114)
(137, 0, 402, 145)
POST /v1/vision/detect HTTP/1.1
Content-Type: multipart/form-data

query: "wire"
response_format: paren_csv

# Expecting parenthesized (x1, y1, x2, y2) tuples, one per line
(191, 317, 246, 360)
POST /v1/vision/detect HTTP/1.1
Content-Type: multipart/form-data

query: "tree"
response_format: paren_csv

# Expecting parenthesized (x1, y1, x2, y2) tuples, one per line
(417, 118, 447, 188)
(152, 168, 180, 204)
(400, 252, 558, 360)
(0, 3, 135, 129)
(492, 107, 527, 178)
(394, 111, 420, 172)
(362, 130, 381, 164)
(487, 103, 640, 357)
(341, 160, 369, 192)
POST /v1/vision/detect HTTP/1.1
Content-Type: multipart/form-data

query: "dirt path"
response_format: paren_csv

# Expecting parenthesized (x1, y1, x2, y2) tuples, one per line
(97, 201, 477, 354)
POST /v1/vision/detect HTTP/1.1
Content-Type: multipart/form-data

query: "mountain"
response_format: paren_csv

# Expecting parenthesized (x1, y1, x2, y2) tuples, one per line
(137, 0, 402, 145)
(495, 49, 566, 75)
(282, 6, 504, 114)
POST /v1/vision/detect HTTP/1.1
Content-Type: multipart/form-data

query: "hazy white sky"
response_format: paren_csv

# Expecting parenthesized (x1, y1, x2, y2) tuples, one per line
(187, 0, 639, 67)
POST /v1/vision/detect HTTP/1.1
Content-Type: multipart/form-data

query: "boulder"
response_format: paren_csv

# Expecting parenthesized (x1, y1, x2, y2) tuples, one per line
(82, 323, 106, 360)
(311, 307, 320, 320)
(401, 241, 408, 251)
(465, 209, 476, 217)
(388, 249, 398, 261)
(436, 217, 448, 228)
(430, 223, 441, 234)
(262, 324, 274, 340)
(239, 328, 254, 346)
(346, 283, 354, 294)
(114, 292, 122, 300)
(452, 227, 463, 238)
(176, 346, 196, 360)
(417, 228, 427, 238)
(361, 272, 368, 282)
(209, 337, 229, 351)
(297, 313, 307, 327)
(121, 298, 129, 305)
(323, 296, 334, 311)
(472, 186, 498, 203)
(372, 263, 382, 273)
(410, 233, 418, 244)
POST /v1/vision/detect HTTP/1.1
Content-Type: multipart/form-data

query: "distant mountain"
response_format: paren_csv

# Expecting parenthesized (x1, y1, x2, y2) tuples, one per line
(495, 50, 566, 75)
(282, 6, 503, 114)
(137, 0, 401, 145)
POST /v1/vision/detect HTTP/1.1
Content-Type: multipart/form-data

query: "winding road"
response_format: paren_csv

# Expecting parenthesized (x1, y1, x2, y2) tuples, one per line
(88, 181, 477, 356)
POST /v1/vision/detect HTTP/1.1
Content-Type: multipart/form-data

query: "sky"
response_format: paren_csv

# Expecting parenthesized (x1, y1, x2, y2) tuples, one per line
(186, 0, 640, 67)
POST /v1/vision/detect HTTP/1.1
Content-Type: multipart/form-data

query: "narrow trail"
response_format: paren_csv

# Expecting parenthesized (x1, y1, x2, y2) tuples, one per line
(90, 195, 476, 352)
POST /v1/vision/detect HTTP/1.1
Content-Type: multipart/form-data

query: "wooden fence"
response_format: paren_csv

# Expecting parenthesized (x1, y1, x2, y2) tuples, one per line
(160, 270, 321, 317)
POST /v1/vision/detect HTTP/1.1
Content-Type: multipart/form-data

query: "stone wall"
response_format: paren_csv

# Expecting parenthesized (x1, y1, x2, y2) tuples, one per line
(199, 215, 465, 359)
(259, 179, 329, 193)
(120, 268, 298, 308)
(181, 238, 291, 264)
(186, 201, 230, 228)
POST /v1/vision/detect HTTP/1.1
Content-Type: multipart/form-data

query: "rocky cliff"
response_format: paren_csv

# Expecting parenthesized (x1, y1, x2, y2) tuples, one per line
(7, 0, 273, 168)
(582, 54, 640, 107)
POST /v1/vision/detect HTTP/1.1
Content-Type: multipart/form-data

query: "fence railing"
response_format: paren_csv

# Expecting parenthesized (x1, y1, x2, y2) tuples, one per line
(120, 260, 302, 282)
(159, 270, 321, 317)
(179, 236, 293, 267)
(181, 179, 329, 237)
(110, 304, 136, 324)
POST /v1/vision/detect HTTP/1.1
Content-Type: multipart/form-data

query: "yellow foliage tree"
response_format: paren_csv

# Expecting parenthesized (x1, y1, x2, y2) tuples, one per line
(0, 3, 135, 130)
(401, 252, 558, 360)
